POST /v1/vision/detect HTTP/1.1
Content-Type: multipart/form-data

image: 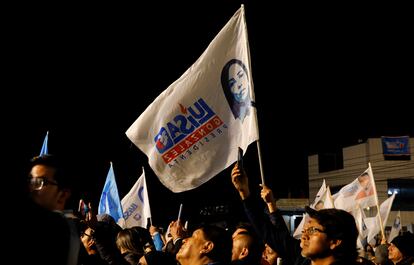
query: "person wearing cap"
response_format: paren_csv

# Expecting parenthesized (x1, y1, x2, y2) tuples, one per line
(230, 163, 360, 265)
(388, 232, 414, 265)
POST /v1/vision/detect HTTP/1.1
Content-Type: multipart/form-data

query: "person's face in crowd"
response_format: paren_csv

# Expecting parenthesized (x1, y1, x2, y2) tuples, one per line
(29, 164, 61, 211)
(262, 244, 278, 265)
(228, 63, 248, 103)
(300, 217, 332, 259)
(176, 228, 208, 263)
(80, 227, 95, 254)
(388, 243, 403, 263)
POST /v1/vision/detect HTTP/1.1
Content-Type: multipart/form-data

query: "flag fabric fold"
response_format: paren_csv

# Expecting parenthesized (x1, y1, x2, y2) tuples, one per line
(126, 5, 258, 192)
(119, 168, 152, 228)
(98, 162, 124, 223)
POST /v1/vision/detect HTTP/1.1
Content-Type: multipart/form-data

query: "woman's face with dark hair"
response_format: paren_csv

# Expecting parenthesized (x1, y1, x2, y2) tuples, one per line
(228, 62, 248, 103)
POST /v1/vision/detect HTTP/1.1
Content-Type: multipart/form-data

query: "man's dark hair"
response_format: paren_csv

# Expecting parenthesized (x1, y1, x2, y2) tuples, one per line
(30, 154, 73, 190)
(198, 224, 232, 263)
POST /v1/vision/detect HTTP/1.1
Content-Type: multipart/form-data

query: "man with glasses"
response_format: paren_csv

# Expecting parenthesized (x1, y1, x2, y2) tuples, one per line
(230, 163, 360, 265)
(28, 154, 80, 265)
(28, 155, 72, 211)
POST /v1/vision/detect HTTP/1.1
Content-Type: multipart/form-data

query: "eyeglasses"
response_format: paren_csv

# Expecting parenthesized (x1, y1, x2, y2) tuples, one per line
(80, 231, 92, 238)
(302, 227, 325, 235)
(28, 177, 58, 190)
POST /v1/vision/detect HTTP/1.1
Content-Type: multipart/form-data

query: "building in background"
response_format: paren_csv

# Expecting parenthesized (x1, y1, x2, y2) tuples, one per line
(308, 137, 414, 236)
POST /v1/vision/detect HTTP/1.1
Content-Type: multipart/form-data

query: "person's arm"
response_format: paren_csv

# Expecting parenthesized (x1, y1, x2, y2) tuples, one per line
(231, 163, 303, 265)
(149, 225, 164, 251)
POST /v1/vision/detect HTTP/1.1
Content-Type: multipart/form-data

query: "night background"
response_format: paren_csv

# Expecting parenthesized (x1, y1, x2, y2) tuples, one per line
(7, 1, 412, 228)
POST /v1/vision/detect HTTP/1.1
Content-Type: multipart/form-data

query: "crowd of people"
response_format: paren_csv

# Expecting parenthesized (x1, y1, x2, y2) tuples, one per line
(22, 154, 414, 265)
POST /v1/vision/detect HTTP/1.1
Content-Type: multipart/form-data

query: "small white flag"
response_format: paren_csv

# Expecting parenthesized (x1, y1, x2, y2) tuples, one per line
(119, 168, 152, 228)
(388, 210, 401, 242)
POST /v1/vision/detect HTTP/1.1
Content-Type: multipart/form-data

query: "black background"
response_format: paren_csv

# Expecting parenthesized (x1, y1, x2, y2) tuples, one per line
(6, 1, 413, 228)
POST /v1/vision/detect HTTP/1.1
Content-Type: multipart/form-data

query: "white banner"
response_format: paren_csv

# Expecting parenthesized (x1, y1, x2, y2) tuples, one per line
(126, 5, 258, 192)
(119, 168, 152, 228)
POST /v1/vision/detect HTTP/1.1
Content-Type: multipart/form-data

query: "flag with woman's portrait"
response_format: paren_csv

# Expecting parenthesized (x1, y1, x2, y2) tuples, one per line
(126, 5, 259, 192)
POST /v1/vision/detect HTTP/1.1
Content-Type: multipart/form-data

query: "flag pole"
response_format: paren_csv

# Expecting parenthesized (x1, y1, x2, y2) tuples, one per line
(177, 203, 183, 221)
(242, 4, 265, 185)
(256, 140, 266, 185)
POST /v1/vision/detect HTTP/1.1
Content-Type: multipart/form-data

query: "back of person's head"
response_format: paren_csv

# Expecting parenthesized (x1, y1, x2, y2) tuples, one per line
(305, 206, 358, 262)
(198, 224, 232, 263)
(116, 227, 154, 257)
(233, 229, 264, 264)
(390, 231, 414, 258)
(130, 226, 155, 253)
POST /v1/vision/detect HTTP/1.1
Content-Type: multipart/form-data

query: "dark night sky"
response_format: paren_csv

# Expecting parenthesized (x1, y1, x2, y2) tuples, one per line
(7, 1, 413, 227)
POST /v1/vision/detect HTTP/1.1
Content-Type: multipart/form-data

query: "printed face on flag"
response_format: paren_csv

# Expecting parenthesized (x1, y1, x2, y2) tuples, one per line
(221, 59, 252, 122)
(355, 173, 374, 200)
(126, 6, 259, 192)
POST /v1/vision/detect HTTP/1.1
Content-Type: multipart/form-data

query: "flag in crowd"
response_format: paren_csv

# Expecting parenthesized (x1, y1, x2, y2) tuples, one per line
(294, 179, 329, 239)
(119, 168, 152, 228)
(98, 162, 124, 223)
(333, 164, 377, 212)
(126, 5, 259, 192)
(364, 192, 396, 244)
(39, 131, 49, 156)
(310, 179, 327, 209)
(388, 210, 402, 242)
(355, 203, 369, 249)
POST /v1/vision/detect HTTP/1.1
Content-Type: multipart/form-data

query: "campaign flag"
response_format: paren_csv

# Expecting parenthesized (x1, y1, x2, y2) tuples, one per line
(98, 162, 124, 223)
(354, 204, 368, 249)
(310, 179, 327, 209)
(294, 180, 330, 238)
(364, 193, 396, 243)
(39, 131, 49, 156)
(293, 213, 307, 239)
(333, 164, 378, 212)
(126, 5, 259, 192)
(388, 210, 401, 242)
(322, 186, 335, 209)
(119, 168, 152, 228)
(381, 136, 410, 156)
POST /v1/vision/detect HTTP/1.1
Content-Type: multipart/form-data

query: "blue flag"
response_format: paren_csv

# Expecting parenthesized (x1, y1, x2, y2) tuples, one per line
(98, 162, 123, 223)
(39, 131, 49, 156)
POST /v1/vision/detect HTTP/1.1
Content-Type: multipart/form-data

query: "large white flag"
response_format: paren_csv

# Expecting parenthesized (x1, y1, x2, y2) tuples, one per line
(126, 5, 259, 192)
(119, 168, 152, 228)
(334, 164, 378, 212)
(388, 210, 401, 242)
